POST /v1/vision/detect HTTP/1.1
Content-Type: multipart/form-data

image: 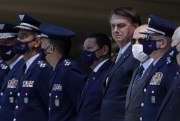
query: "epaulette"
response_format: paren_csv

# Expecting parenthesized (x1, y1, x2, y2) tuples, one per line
(0, 62, 9, 70)
(63, 59, 72, 68)
(37, 60, 47, 69)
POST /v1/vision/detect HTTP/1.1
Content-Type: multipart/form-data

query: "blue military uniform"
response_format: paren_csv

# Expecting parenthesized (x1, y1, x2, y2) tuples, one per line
(39, 22, 86, 121)
(13, 54, 52, 121)
(12, 13, 52, 121)
(76, 60, 112, 121)
(0, 22, 24, 121)
(0, 56, 24, 121)
(156, 68, 180, 121)
(140, 15, 178, 121)
(0, 22, 19, 88)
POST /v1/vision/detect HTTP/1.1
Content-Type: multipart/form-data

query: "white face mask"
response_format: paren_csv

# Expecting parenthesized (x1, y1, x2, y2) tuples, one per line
(132, 44, 148, 62)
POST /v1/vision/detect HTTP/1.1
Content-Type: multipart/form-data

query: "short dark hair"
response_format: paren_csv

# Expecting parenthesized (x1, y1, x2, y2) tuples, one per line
(50, 38, 71, 55)
(110, 7, 141, 26)
(85, 33, 111, 56)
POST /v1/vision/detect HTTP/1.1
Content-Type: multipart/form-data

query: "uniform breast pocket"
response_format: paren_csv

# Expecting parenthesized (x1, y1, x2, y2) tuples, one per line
(3, 90, 17, 104)
(21, 87, 35, 104)
(51, 91, 63, 107)
(147, 86, 164, 105)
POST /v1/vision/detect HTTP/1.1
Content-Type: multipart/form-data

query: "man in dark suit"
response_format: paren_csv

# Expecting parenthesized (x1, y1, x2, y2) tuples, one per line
(39, 22, 86, 121)
(140, 15, 178, 121)
(125, 24, 154, 121)
(12, 13, 52, 121)
(0, 22, 24, 121)
(156, 26, 180, 121)
(100, 7, 141, 121)
(76, 33, 112, 121)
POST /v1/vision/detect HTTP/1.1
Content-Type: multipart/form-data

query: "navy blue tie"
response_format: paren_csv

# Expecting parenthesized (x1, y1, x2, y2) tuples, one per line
(132, 65, 144, 88)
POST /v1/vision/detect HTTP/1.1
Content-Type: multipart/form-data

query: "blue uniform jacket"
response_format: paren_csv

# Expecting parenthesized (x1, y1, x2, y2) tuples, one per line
(48, 56, 86, 121)
(0, 58, 24, 121)
(13, 54, 52, 121)
(141, 53, 179, 121)
(155, 69, 180, 121)
(76, 60, 112, 121)
(0, 61, 9, 88)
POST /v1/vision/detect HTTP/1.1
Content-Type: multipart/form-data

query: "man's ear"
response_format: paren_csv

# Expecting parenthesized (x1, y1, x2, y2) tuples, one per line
(34, 38, 42, 48)
(159, 39, 167, 49)
(102, 45, 109, 55)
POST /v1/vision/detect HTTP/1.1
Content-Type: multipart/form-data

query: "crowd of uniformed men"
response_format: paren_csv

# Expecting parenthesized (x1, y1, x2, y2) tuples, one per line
(0, 6, 180, 121)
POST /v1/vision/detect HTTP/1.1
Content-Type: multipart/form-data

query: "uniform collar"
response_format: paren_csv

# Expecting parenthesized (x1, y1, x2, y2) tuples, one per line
(9, 55, 24, 70)
(25, 53, 40, 73)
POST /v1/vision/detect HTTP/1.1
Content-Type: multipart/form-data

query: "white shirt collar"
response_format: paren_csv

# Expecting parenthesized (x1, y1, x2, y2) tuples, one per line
(25, 53, 40, 73)
(93, 59, 109, 73)
(120, 41, 131, 55)
(153, 56, 162, 66)
(9, 55, 24, 70)
(115, 41, 131, 63)
(141, 58, 154, 71)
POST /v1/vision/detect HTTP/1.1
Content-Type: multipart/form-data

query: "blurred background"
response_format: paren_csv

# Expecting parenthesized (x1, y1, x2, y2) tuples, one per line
(0, 0, 179, 70)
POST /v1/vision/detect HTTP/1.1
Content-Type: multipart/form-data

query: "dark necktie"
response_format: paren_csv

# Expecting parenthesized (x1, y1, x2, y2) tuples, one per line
(80, 71, 95, 97)
(20, 63, 26, 81)
(132, 65, 144, 88)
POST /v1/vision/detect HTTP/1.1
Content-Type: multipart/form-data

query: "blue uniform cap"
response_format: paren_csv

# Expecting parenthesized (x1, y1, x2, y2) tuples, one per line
(15, 13, 41, 31)
(0, 22, 18, 39)
(141, 15, 177, 38)
(39, 22, 75, 39)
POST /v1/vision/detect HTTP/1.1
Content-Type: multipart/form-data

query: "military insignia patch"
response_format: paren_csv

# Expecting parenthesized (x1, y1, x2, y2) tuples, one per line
(52, 84, 62, 91)
(22, 80, 34, 87)
(19, 14, 25, 21)
(150, 72, 163, 85)
(7, 79, 18, 88)
(63, 59, 71, 67)
(55, 99, 60, 107)
(37, 61, 47, 68)
(24, 97, 28, 104)
(1, 63, 8, 70)
(9, 97, 14, 103)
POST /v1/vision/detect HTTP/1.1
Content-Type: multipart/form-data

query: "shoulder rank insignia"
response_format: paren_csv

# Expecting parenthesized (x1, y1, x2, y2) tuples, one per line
(150, 72, 163, 85)
(63, 59, 71, 67)
(0, 63, 9, 70)
(37, 61, 47, 68)
(166, 48, 178, 65)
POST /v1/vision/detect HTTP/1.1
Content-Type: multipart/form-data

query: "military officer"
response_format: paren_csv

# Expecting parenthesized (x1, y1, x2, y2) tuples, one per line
(12, 13, 52, 121)
(39, 22, 86, 121)
(0, 22, 24, 121)
(140, 15, 178, 121)
(125, 24, 154, 121)
(155, 26, 180, 121)
(76, 33, 112, 121)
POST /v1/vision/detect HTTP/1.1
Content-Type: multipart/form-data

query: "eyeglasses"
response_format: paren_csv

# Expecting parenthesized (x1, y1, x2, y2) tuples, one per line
(131, 38, 144, 44)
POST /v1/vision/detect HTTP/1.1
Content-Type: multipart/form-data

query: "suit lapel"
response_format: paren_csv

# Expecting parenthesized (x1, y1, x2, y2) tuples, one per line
(126, 64, 152, 109)
(1, 58, 24, 91)
(77, 60, 112, 111)
(17, 56, 40, 92)
(126, 68, 138, 108)
(103, 45, 132, 95)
